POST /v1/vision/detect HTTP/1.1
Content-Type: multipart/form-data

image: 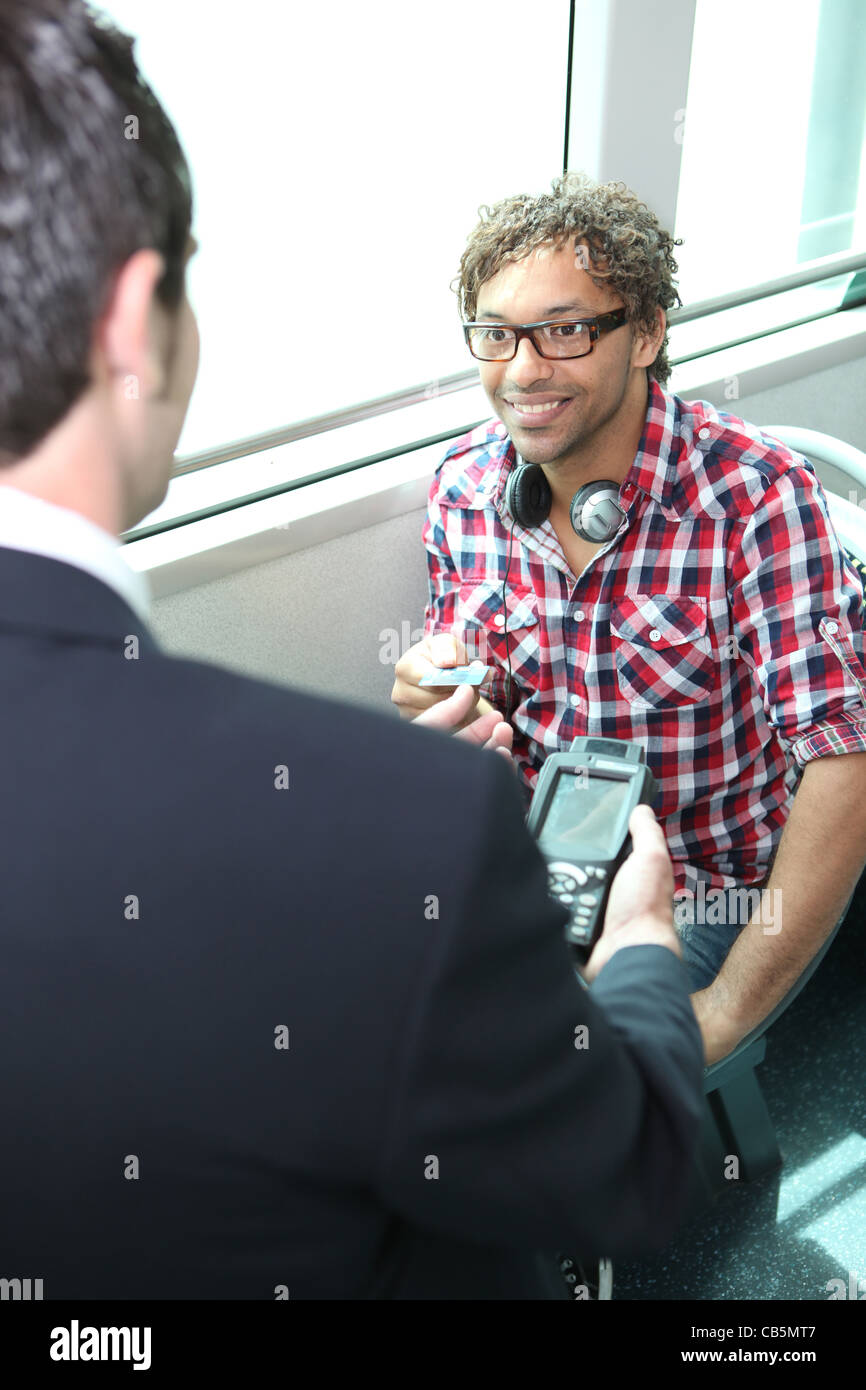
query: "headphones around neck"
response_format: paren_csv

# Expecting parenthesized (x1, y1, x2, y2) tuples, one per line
(498, 457, 628, 725)
(503, 460, 626, 543)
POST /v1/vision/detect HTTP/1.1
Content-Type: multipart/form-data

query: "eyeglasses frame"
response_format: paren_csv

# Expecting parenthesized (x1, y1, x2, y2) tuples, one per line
(462, 306, 629, 361)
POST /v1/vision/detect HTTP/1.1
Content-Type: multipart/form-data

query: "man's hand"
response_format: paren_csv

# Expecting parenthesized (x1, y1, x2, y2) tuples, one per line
(581, 805, 681, 983)
(415, 684, 514, 760)
(392, 632, 482, 728)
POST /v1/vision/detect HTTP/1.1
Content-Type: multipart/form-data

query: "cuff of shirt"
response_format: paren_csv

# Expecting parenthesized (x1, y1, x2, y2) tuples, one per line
(791, 711, 866, 767)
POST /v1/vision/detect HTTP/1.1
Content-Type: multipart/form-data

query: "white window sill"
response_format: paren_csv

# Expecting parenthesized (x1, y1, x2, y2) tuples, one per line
(125, 306, 866, 599)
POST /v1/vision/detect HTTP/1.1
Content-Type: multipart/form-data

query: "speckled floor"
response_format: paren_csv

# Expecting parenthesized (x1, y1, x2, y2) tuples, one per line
(611, 881, 866, 1301)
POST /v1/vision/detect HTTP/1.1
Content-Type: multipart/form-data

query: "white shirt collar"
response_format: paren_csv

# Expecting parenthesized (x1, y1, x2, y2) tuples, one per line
(0, 487, 151, 623)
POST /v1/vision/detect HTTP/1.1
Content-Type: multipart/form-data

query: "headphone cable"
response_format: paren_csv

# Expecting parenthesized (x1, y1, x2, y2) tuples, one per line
(502, 522, 515, 724)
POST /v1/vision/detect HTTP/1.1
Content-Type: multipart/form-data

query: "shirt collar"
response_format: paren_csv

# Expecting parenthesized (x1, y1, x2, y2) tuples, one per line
(0, 486, 151, 623)
(622, 376, 684, 512)
(490, 431, 519, 515)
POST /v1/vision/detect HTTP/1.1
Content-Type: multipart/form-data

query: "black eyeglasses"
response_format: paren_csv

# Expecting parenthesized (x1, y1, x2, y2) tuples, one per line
(463, 307, 628, 362)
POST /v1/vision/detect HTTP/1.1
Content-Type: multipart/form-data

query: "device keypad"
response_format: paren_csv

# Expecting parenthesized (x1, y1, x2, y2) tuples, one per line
(545, 861, 611, 948)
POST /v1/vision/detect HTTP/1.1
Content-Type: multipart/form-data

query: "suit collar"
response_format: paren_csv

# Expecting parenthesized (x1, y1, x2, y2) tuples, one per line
(0, 546, 159, 653)
(0, 486, 151, 622)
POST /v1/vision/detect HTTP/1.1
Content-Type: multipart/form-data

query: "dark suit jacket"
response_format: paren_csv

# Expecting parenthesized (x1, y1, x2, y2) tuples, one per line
(0, 545, 704, 1299)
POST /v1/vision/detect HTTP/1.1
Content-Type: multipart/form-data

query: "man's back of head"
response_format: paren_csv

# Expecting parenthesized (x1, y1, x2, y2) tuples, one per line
(0, 0, 197, 533)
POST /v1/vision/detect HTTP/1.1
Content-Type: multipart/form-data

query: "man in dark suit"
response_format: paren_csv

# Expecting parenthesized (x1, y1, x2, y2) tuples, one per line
(0, 0, 703, 1299)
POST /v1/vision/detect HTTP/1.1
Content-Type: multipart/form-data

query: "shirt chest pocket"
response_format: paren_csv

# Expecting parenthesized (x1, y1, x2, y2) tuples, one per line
(610, 594, 717, 709)
(457, 579, 540, 676)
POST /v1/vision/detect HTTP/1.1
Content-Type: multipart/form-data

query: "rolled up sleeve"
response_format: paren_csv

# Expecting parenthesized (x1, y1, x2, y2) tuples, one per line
(729, 464, 866, 768)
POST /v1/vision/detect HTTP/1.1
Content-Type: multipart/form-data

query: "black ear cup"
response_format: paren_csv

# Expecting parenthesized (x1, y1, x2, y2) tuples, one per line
(505, 463, 626, 542)
(569, 481, 626, 543)
(504, 463, 552, 529)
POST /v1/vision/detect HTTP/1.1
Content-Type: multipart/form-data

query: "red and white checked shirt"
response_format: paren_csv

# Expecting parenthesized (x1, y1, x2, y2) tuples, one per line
(422, 377, 866, 894)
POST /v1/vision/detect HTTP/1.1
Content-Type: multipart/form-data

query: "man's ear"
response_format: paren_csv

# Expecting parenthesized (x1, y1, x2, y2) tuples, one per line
(631, 305, 667, 370)
(97, 249, 167, 401)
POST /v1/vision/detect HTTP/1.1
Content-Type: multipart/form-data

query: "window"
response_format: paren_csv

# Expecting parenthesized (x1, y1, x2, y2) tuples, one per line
(674, 0, 866, 305)
(101, 0, 572, 460)
(112, 0, 866, 540)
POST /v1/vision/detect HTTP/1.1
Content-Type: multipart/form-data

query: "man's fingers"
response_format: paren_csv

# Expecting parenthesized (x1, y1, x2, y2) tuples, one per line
(452, 708, 503, 746)
(391, 633, 477, 723)
(628, 803, 665, 847)
(458, 712, 496, 744)
(414, 684, 476, 730)
(484, 722, 514, 752)
(428, 632, 467, 668)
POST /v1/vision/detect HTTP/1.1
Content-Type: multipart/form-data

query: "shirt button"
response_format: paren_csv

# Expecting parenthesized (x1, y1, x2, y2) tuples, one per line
(649, 628, 662, 641)
(494, 613, 505, 627)
(698, 428, 710, 440)
(570, 694, 580, 707)
(825, 620, 838, 634)
(574, 610, 585, 621)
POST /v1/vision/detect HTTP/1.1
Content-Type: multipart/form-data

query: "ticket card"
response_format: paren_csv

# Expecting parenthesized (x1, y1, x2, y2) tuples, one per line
(419, 663, 490, 687)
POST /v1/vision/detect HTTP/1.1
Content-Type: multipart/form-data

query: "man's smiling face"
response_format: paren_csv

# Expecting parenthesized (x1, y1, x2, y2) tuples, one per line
(473, 240, 637, 469)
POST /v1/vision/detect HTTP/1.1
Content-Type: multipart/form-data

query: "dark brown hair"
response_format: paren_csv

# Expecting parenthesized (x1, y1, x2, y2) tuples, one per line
(0, 0, 193, 461)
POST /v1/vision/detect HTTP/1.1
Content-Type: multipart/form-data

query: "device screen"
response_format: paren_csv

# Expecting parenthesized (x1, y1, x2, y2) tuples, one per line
(537, 771, 629, 856)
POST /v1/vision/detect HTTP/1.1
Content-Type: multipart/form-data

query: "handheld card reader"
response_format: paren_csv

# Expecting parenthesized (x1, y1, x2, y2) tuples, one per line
(525, 737, 659, 963)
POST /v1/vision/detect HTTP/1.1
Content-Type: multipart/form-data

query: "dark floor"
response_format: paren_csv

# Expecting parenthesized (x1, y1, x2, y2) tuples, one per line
(611, 878, 866, 1301)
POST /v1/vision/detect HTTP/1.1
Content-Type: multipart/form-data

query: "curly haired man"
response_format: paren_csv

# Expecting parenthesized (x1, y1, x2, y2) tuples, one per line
(393, 172, 866, 1066)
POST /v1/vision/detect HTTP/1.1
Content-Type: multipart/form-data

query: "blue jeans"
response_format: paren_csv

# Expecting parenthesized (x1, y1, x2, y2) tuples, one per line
(676, 905, 743, 992)
(673, 883, 776, 992)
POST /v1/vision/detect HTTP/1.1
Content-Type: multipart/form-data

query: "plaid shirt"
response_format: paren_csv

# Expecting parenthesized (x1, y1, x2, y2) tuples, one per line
(422, 378, 866, 894)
